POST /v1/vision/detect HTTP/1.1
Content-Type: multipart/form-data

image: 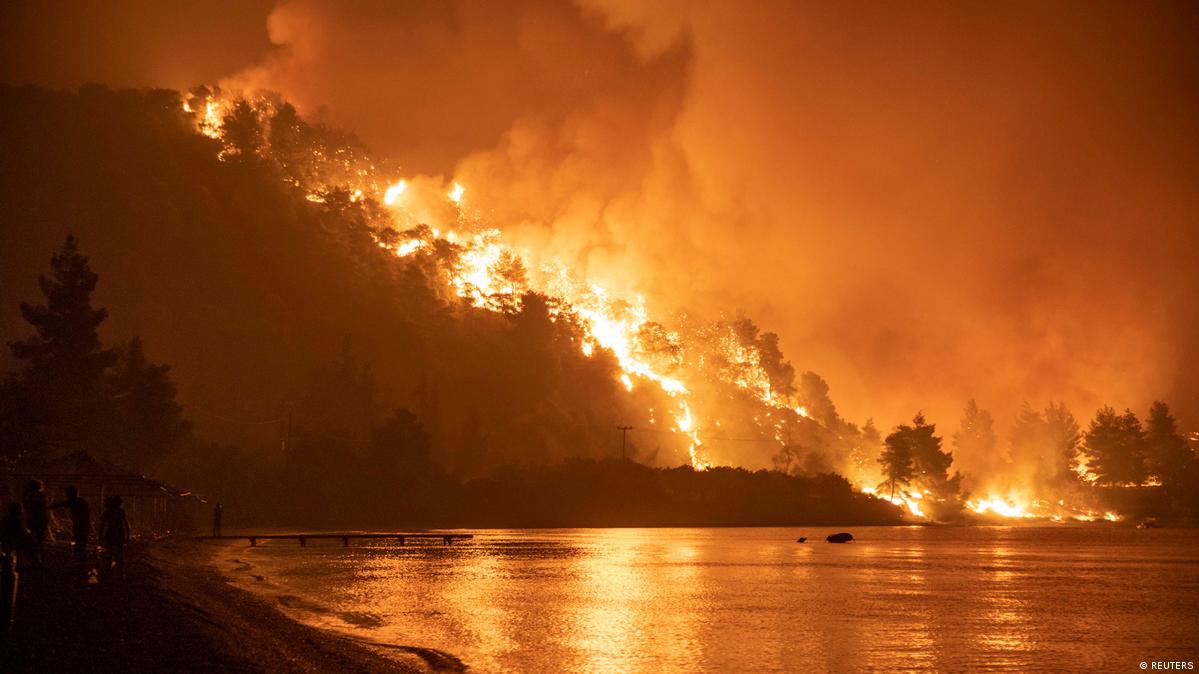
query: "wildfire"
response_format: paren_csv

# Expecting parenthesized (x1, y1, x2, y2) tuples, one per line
(968, 497, 1033, 519)
(862, 486, 926, 518)
(170, 89, 1144, 518)
(383, 180, 407, 205)
(966, 492, 1123, 523)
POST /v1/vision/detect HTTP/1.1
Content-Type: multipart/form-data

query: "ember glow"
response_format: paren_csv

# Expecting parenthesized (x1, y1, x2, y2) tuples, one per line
(862, 487, 926, 519)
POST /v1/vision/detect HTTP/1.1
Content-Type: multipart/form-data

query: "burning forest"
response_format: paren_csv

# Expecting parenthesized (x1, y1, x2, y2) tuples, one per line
(3, 4, 1199, 671)
(1, 1, 1198, 530)
(4, 81, 1193, 527)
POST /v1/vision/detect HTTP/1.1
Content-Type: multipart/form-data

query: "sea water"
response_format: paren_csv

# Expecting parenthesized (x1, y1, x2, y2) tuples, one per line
(217, 526, 1199, 672)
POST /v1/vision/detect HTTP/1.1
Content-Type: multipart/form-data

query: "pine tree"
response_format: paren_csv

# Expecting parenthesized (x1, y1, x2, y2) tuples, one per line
(1083, 406, 1148, 486)
(1008, 402, 1044, 469)
(879, 428, 914, 498)
(6, 234, 117, 458)
(222, 99, 264, 159)
(10, 234, 116, 386)
(796, 371, 839, 427)
(1007, 401, 1081, 485)
(907, 413, 953, 485)
(1044, 401, 1082, 484)
(883, 413, 961, 517)
(1144, 401, 1193, 488)
(109, 337, 190, 470)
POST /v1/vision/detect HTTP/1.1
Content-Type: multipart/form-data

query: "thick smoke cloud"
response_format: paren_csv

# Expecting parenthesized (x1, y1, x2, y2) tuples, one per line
(226, 0, 1199, 451)
(6, 1, 1198, 470)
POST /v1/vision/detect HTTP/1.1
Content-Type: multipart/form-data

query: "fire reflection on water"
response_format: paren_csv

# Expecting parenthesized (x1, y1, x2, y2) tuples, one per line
(223, 527, 1199, 672)
(436, 545, 515, 660)
(978, 544, 1034, 665)
(571, 534, 653, 672)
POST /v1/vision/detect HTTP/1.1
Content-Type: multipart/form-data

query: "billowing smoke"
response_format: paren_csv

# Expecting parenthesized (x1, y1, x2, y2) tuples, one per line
(221, 0, 1199, 455)
(5, 0, 1198, 469)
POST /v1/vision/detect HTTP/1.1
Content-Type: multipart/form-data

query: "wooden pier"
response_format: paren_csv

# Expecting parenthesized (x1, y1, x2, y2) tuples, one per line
(197, 533, 474, 547)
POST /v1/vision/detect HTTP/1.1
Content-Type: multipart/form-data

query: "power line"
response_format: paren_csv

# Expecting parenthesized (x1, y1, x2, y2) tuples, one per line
(616, 425, 633, 460)
(609, 424, 785, 444)
(188, 407, 289, 426)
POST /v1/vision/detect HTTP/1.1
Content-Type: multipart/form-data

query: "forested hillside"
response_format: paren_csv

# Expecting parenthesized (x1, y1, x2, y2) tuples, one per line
(0, 84, 641, 479)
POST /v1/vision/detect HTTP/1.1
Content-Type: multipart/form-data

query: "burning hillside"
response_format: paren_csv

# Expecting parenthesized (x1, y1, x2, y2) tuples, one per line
(182, 87, 821, 473)
(172, 87, 1197, 525)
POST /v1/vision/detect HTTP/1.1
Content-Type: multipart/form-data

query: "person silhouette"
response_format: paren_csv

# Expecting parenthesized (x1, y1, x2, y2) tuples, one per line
(23, 480, 52, 566)
(51, 486, 91, 564)
(212, 502, 223, 537)
(0, 503, 32, 557)
(99, 496, 130, 576)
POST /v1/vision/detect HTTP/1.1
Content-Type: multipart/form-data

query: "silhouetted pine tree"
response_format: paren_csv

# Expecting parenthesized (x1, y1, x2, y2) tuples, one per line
(4, 234, 117, 459)
(109, 337, 190, 470)
(884, 413, 962, 517)
(1083, 407, 1148, 486)
(1144, 401, 1193, 489)
(879, 424, 915, 497)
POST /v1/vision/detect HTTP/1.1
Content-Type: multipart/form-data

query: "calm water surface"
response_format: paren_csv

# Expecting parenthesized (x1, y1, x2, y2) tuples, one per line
(218, 527, 1199, 672)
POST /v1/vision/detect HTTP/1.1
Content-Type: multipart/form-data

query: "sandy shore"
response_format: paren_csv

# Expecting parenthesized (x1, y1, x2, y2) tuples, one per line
(0, 538, 460, 673)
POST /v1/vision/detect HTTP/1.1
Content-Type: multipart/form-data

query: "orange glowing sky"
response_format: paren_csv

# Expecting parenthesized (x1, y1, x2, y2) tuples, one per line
(3, 0, 1198, 434)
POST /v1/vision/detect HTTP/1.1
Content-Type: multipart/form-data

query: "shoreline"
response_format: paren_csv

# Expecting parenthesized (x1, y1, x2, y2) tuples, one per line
(0, 538, 460, 673)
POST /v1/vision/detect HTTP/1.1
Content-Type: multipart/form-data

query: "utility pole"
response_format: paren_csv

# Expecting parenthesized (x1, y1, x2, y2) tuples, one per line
(617, 425, 633, 461)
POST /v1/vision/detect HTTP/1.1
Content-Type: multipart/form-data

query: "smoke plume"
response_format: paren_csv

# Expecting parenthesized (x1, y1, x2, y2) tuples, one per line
(6, 1, 1198, 470)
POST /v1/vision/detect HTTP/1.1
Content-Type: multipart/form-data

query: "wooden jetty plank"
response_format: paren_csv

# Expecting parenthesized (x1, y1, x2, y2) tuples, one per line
(197, 533, 473, 547)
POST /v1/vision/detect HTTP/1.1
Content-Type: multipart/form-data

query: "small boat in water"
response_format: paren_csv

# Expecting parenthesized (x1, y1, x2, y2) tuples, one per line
(826, 532, 854, 543)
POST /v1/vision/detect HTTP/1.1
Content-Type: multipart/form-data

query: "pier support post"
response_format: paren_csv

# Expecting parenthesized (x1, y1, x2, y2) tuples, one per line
(299, 537, 307, 547)
(250, 538, 257, 547)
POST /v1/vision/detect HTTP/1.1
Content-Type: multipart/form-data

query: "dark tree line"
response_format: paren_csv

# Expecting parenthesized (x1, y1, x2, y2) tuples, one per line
(0, 235, 901, 527)
(0, 235, 187, 471)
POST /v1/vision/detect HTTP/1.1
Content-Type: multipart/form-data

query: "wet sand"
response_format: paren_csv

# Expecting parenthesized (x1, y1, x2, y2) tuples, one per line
(0, 539, 457, 673)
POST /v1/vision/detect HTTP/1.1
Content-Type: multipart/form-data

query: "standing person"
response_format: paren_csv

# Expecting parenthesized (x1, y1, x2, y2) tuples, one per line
(51, 486, 91, 564)
(0, 504, 31, 556)
(22, 480, 52, 566)
(99, 496, 130, 576)
(212, 502, 223, 537)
